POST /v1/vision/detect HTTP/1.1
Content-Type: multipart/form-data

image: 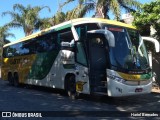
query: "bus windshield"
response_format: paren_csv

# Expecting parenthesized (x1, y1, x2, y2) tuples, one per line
(101, 24, 149, 71)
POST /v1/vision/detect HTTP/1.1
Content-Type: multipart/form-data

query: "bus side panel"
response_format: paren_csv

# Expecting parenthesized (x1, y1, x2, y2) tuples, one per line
(1, 55, 37, 83)
(27, 51, 59, 80)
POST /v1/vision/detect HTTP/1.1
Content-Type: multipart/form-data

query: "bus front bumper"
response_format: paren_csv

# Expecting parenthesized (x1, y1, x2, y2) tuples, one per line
(107, 79, 152, 97)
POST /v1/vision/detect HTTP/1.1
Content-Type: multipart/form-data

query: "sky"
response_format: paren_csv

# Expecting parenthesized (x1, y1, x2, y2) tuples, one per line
(0, 0, 153, 42)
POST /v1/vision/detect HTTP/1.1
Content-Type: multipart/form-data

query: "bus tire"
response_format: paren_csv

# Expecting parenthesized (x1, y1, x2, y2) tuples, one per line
(8, 73, 14, 86)
(66, 75, 77, 99)
(13, 73, 19, 87)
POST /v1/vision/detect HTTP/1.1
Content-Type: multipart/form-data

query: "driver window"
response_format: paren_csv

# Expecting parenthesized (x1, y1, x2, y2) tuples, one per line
(92, 37, 104, 46)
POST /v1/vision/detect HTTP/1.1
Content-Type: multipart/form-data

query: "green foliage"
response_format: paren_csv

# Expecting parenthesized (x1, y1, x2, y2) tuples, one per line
(0, 25, 14, 45)
(132, 0, 160, 53)
(2, 4, 51, 36)
(36, 18, 53, 30)
(51, 0, 94, 25)
(97, 0, 142, 20)
(53, 12, 66, 25)
(132, 0, 160, 40)
(4, 39, 11, 44)
(65, 1, 94, 20)
(64, 0, 142, 20)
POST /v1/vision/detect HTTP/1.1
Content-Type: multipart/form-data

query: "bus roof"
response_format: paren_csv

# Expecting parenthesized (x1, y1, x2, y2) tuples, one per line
(4, 18, 136, 47)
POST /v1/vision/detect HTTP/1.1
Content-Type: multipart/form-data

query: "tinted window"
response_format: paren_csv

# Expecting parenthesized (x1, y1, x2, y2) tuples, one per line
(4, 32, 58, 58)
(36, 33, 58, 53)
(75, 23, 99, 40)
(59, 30, 74, 51)
(59, 31, 73, 42)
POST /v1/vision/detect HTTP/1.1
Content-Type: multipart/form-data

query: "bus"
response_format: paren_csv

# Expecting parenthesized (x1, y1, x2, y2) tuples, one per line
(1, 18, 159, 98)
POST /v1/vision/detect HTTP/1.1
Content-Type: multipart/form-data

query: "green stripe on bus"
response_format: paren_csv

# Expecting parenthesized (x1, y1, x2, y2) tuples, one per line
(28, 50, 59, 80)
(55, 24, 71, 31)
(140, 72, 152, 80)
(63, 64, 75, 69)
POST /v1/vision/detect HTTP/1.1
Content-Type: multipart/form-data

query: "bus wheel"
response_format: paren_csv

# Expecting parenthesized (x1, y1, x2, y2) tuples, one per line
(14, 73, 19, 87)
(66, 75, 77, 99)
(8, 73, 14, 86)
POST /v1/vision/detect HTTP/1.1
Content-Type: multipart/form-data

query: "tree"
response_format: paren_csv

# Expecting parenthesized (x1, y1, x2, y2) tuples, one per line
(0, 25, 13, 58)
(36, 17, 53, 30)
(64, 0, 142, 20)
(132, 0, 160, 40)
(50, 0, 94, 25)
(65, 0, 94, 20)
(2, 4, 51, 36)
(0, 25, 14, 45)
(53, 12, 66, 25)
(132, 0, 160, 53)
(97, 0, 142, 20)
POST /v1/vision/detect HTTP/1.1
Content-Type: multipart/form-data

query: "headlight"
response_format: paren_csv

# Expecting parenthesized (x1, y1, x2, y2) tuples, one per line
(108, 75, 125, 83)
(115, 77, 126, 83)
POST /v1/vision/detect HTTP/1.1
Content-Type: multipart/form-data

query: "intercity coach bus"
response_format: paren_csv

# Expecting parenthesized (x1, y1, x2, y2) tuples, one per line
(1, 18, 159, 98)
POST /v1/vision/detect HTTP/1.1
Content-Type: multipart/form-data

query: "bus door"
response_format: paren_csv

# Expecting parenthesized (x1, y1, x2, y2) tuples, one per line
(87, 33, 108, 93)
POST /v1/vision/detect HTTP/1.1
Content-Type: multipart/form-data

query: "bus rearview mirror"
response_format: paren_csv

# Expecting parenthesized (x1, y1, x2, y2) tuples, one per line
(61, 42, 70, 47)
(61, 40, 75, 48)
(142, 37, 160, 53)
(104, 30, 115, 47)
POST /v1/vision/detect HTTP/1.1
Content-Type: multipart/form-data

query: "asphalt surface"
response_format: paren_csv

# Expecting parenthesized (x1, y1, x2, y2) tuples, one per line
(0, 79, 160, 120)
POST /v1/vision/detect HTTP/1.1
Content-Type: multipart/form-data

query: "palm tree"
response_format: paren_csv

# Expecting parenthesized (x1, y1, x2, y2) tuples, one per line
(53, 12, 66, 25)
(96, 0, 142, 20)
(0, 25, 14, 45)
(51, 0, 94, 25)
(65, 0, 94, 20)
(2, 4, 51, 36)
(64, 0, 142, 20)
(0, 25, 14, 59)
(36, 17, 53, 30)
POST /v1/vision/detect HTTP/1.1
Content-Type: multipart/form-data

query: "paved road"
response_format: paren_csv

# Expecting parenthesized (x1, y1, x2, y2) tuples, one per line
(0, 79, 160, 120)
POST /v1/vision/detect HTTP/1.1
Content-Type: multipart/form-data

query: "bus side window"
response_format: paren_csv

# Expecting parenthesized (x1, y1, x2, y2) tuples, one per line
(18, 39, 35, 55)
(59, 29, 74, 50)
(59, 31, 74, 42)
(36, 33, 57, 53)
(7, 45, 15, 57)
(3, 48, 7, 58)
(14, 43, 21, 56)
(75, 23, 99, 40)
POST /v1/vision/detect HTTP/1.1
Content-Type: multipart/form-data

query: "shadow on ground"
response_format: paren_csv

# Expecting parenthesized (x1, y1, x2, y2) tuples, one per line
(0, 79, 160, 120)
